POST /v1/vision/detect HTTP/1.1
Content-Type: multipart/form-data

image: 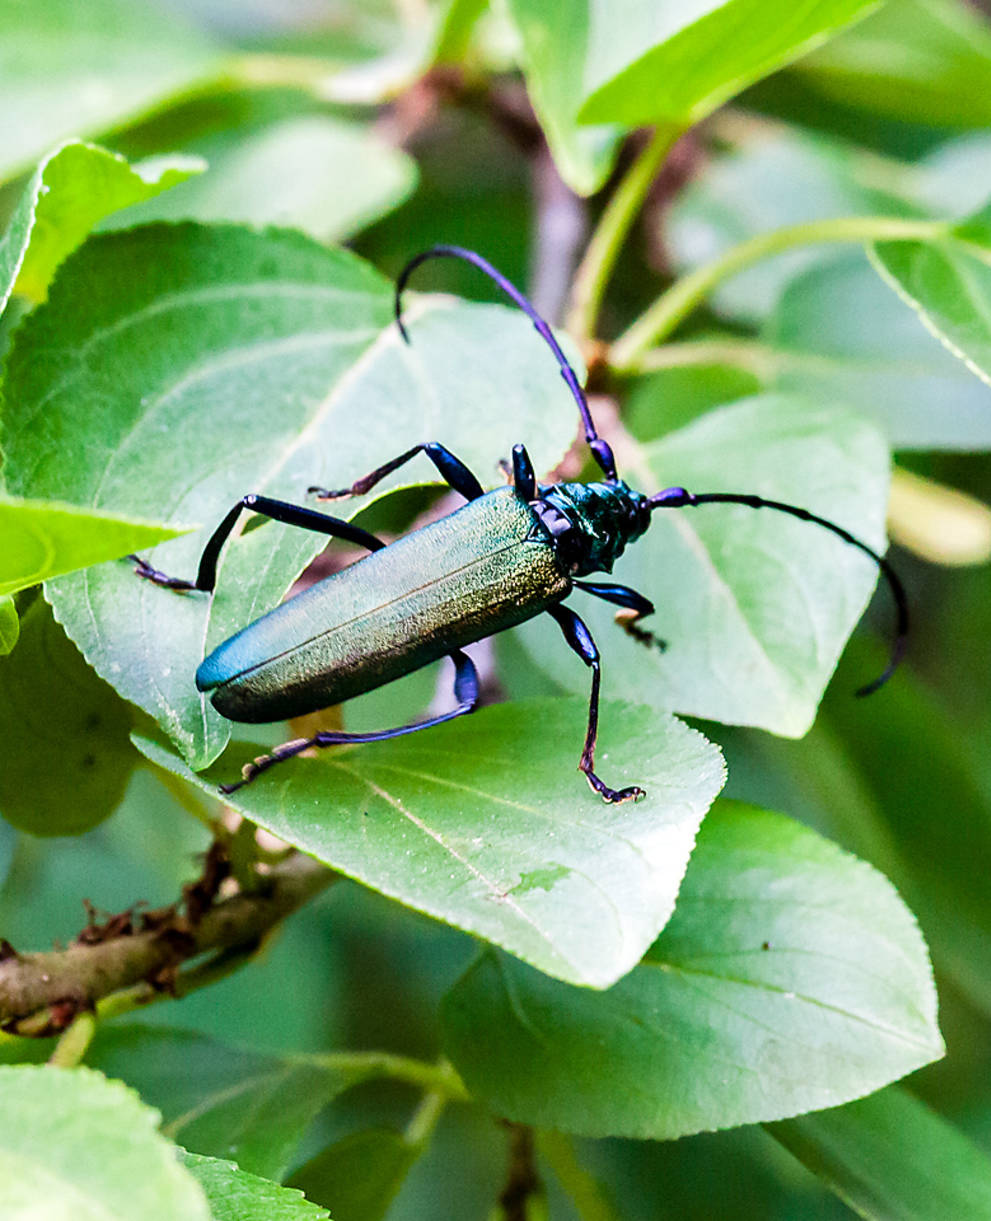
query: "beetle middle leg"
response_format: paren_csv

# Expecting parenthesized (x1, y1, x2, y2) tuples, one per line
(220, 649, 481, 794)
(130, 494, 387, 592)
(309, 442, 484, 504)
(546, 604, 645, 804)
(574, 581, 666, 651)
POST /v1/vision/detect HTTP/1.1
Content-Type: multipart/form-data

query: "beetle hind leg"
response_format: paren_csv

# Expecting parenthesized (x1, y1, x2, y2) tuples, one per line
(219, 650, 480, 795)
(309, 442, 484, 504)
(547, 604, 645, 804)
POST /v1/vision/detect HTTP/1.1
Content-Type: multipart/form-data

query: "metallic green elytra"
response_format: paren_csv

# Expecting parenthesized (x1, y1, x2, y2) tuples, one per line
(196, 486, 570, 723)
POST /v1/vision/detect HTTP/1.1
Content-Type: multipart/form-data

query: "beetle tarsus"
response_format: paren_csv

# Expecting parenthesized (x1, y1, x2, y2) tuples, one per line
(614, 608, 667, 652)
(128, 554, 196, 591)
(582, 769, 646, 804)
(307, 485, 350, 501)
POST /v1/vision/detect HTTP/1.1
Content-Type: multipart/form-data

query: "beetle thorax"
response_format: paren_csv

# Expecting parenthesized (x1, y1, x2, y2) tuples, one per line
(532, 480, 651, 576)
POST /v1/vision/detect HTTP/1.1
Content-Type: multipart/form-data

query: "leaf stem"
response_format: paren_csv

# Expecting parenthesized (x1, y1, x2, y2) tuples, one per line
(48, 1010, 97, 1068)
(404, 1087, 448, 1147)
(537, 1131, 620, 1221)
(310, 1050, 470, 1101)
(609, 216, 949, 370)
(629, 336, 783, 379)
(567, 126, 680, 343)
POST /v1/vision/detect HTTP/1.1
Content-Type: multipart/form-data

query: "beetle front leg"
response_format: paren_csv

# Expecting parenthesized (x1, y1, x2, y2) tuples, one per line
(130, 494, 387, 593)
(546, 604, 645, 804)
(309, 442, 484, 504)
(220, 649, 480, 794)
(573, 580, 666, 651)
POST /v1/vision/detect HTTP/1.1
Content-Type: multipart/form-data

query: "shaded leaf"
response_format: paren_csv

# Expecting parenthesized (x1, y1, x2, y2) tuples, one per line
(0, 1064, 210, 1220)
(0, 0, 222, 183)
(0, 599, 136, 836)
(517, 396, 891, 736)
(88, 1024, 368, 1183)
(766, 253, 991, 449)
(666, 128, 915, 323)
(135, 698, 726, 988)
(103, 116, 416, 243)
(576, 0, 883, 126)
(0, 495, 185, 598)
(504, 0, 623, 196)
(0, 141, 202, 315)
(288, 1129, 420, 1221)
(0, 223, 576, 769)
(441, 801, 943, 1139)
(182, 1152, 332, 1221)
(793, 0, 991, 127)
(768, 1086, 991, 1220)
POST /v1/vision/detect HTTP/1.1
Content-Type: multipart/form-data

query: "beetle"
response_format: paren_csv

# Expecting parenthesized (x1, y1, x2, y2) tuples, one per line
(131, 245, 906, 802)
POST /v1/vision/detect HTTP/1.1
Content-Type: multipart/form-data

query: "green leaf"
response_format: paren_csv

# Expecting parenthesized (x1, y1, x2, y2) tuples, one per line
(0, 0, 222, 183)
(0, 141, 203, 315)
(575, 0, 883, 127)
(0, 599, 135, 836)
(182, 1152, 331, 1221)
(88, 1024, 368, 1183)
(517, 395, 891, 737)
(871, 214, 991, 393)
(0, 595, 17, 654)
(0, 223, 577, 769)
(766, 253, 991, 450)
(504, 0, 623, 196)
(0, 1065, 210, 1220)
(102, 117, 416, 243)
(666, 128, 915, 323)
(135, 699, 726, 988)
(792, 0, 991, 128)
(288, 1129, 420, 1221)
(767, 1086, 991, 1220)
(441, 801, 943, 1139)
(0, 494, 186, 598)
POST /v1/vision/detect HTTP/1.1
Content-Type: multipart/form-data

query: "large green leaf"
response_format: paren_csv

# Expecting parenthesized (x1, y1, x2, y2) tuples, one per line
(103, 116, 416, 243)
(441, 801, 943, 1139)
(793, 0, 991, 127)
(0, 223, 577, 768)
(88, 1024, 368, 1183)
(182, 1153, 331, 1221)
(0, 600, 135, 836)
(574, 0, 883, 126)
(517, 395, 891, 736)
(0, 495, 185, 598)
(0, 0, 222, 183)
(766, 253, 991, 450)
(768, 1086, 991, 1220)
(503, 0, 623, 196)
(665, 128, 915, 323)
(871, 211, 991, 391)
(135, 699, 726, 988)
(0, 1065, 210, 1220)
(0, 141, 202, 314)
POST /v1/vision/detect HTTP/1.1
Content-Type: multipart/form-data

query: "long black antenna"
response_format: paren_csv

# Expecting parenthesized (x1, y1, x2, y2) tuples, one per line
(395, 245, 618, 480)
(649, 486, 908, 696)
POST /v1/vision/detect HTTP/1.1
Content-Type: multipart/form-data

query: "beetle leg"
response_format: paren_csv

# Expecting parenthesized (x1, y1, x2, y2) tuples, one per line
(309, 442, 484, 503)
(131, 494, 387, 593)
(218, 650, 480, 794)
(573, 580, 666, 651)
(546, 604, 645, 804)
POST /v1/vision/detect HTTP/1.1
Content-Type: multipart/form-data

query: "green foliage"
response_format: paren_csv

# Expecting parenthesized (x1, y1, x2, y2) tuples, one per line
(0, 1065, 211, 1219)
(1, 0, 990, 1216)
(136, 701, 725, 988)
(442, 802, 942, 1138)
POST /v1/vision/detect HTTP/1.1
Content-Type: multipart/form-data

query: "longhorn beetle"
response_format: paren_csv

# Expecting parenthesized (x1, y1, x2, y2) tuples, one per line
(131, 245, 906, 802)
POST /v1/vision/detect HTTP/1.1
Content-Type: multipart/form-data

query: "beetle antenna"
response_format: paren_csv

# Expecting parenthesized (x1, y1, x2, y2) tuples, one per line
(648, 487, 908, 696)
(395, 245, 618, 480)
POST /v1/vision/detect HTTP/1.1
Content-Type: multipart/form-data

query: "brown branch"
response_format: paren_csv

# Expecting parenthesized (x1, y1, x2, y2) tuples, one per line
(0, 849, 333, 1033)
